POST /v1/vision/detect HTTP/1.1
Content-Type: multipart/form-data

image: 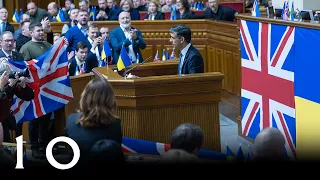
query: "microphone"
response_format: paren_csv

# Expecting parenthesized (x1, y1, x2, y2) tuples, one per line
(122, 56, 153, 77)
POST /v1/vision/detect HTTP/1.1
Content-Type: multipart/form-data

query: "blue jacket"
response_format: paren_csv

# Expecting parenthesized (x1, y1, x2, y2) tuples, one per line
(109, 26, 146, 64)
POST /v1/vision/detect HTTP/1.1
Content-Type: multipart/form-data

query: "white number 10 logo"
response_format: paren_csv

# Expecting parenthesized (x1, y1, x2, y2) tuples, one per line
(15, 135, 80, 170)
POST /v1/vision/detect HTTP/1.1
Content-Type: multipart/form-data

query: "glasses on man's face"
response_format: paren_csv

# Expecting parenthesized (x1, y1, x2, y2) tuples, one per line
(3, 39, 14, 43)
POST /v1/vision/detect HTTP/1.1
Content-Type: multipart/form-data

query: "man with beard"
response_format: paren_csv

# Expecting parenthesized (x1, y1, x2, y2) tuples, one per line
(19, 23, 53, 159)
(110, 11, 146, 64)
(65, 10, 91, 52)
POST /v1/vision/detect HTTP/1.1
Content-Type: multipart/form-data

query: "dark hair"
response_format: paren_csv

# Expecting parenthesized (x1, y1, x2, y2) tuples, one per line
(170, 123, 204, 154)
(169, 25, 192, 43)
(89, 139, 125, 164)
(29, 23, 42, 32)
(180, 0, 190, 11)
(77, 77, 117, 128)
(20, 20, 30, 29)
(76, 41, 88, 51)
(66, 0, 75, 3)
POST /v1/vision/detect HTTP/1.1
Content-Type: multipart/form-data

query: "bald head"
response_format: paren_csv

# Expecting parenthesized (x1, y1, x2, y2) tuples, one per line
(254, 128, 286, 159)
(48, 2, 58, 16)
(118, 12, 131, 29)
(27, 2, 37, 16)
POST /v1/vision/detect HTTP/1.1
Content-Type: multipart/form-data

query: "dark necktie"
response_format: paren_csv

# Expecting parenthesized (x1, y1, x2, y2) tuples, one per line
(7, 55, 12, 59)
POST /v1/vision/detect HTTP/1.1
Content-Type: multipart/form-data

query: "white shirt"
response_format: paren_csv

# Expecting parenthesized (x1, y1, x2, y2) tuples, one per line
(77, 23, 88, 35)
(179, 43, 191, 74)
(120, 25, 136, 62)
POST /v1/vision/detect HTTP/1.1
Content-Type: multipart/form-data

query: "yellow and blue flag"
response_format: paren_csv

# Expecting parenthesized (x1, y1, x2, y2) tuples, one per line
(89, 6, 97, 21)
(294, 27, 320, 159)
(12, 9, 20, 23)
(101, 39, 112, 60)
(57, 9, 67, 22)
(290, 1, 295, 21)
(170, 6, 176, 20)
(162, 49, 166, 61)
(117, 45, 131, 71)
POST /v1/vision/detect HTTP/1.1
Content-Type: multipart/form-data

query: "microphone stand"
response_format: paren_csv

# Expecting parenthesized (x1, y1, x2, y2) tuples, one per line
(122, 56, 153, 77)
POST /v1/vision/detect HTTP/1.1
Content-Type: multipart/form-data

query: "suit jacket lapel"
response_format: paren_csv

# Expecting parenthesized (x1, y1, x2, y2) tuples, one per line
(181, 45, 193, 70)
(0, 49, 6, 58)
(118, 26, 127, 42)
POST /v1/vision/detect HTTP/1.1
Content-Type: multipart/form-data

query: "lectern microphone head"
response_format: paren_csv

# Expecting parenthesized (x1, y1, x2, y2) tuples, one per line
(122, 56, 153, 77)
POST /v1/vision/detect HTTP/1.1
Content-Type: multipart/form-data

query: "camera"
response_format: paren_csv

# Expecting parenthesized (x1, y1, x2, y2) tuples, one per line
(0, 68, 30, 79)
(96, 32, 102, 37)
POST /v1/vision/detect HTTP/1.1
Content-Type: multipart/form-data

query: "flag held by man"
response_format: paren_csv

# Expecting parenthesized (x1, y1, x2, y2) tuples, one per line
(10, 37, 73, 123)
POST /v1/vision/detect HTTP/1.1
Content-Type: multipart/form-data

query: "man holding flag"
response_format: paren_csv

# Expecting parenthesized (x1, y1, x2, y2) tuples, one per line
(19, 23, 55, 159)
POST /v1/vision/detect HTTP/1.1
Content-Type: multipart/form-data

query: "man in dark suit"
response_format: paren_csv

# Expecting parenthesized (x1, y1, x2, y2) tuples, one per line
(204, 0, 238, 22)
(110, 11, 146, 64)
(0, 31, 28, 142)
(69, 42, 98, 76)
(0, 8, 14, 34)
(169, 25, 204, 74)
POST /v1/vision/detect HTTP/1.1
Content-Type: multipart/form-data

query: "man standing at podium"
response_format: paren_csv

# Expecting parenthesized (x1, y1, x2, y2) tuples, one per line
(169, 25, 204, 75)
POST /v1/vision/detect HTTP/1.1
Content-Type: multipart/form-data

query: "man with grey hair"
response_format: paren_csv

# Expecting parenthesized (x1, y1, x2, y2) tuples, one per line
(161, 123, 204, 163)
(0, 31, 24, 61)
(169, 25, 204, 74)
(110, 11, 146, 64)
(253, 127, 287, 161)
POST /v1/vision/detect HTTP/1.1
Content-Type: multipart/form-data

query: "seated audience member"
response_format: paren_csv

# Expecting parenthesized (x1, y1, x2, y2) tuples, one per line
(96, 0, 112, 21)
(119, 0, 141, 20)
(61, 8, 79, 36)
(65, 77, 122, 164)
(13, 14, 30, 40)
(161, 123, 204, 163)
(133, 0, 148, 11)
(0, 59, 34, 142)
(203, 0, 237, 22)
(68, 42, 98, 76)
(176, 0, 195, 19)
(100, 27, 110, 42)
(161, 0, 176, 12)
(62, 0, 75, 17)
(110, 12, 146, 64)
(253, 127, 287, 161)
(16, 21, 31, 52)
(144, 0, 165, 20)
(26, 2, 51, 24)
(89, 139, 125, 165)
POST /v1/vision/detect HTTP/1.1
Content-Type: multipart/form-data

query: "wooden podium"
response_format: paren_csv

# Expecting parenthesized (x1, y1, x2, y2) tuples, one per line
(90, 60, 224, 152)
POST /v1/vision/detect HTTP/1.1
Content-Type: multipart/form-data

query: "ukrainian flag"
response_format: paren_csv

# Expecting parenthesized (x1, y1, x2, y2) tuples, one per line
(117, 46, 131, 71)
(101, 39, 112, 60)
(12, 9, 20, 23)
(89, 6, 97, 21)
(294, 27, 320, 159)
(226, 143, 235, 161)
(162, 49, 166, 61)
(170, 6, 176, 20)
(57, 9, 67, 22)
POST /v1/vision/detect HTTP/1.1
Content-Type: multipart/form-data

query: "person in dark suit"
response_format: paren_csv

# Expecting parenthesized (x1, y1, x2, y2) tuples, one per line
(144, 0, 165, 20)
(16, 21, 32, 52)
(169, 25, 204, 74)
(65, 76, 122, 165)
(68, 42, 98, 76)
(0, 8, 14, 34)
(176, 0, 195, 19)
(110, 11, 146, 64)
(203, 0, 238, 22)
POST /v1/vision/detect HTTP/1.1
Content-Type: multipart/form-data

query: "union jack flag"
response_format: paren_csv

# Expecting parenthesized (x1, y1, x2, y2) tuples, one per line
(240, 20, 296, 159)
(10, 37, 73, 123)
(121, 137, 227, 160)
